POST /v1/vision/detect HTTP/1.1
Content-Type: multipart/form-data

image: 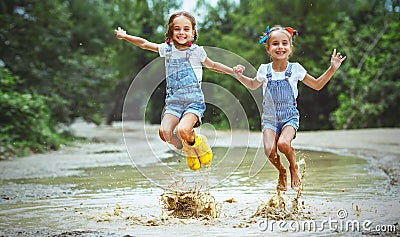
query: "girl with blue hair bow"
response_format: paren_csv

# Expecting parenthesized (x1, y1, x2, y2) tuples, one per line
(234, 25, 346, 191)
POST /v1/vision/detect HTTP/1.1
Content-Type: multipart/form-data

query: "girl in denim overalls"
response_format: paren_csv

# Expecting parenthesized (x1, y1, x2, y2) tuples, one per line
(233, 25, 346, 191)
(115, 11, 234, 170)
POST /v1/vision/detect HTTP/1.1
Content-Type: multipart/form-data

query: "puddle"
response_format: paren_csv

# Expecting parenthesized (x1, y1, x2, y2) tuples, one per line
(0, 148, 398, 236)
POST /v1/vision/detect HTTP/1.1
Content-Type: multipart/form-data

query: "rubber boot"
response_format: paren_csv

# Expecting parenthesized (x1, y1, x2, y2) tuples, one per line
(192, 134, 213, 165)
(182, 140, 201, 171)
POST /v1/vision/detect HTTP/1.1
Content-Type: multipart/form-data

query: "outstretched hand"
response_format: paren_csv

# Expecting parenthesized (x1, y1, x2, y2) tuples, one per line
(233, 65, 246, 78)
(331, 49, 346, 70)
(114, 27, 127, 39)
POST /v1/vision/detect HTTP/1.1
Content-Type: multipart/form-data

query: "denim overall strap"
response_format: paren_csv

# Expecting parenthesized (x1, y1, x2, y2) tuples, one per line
(266, 63, 272, 81)
(262, 63, 299, 134)
(164, 45, 205, 119)
(166, 44, 194, 63)
(186, 46, 194, 61)
(266, 63, 297, 119)
(166, 44, 172, 63)
(285, 63, 293, 80)
(284, 63, 296, 107)
(165, 45, 199, 89)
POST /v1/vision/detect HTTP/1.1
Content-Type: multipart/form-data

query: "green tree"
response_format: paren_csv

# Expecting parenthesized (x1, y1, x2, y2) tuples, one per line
(0, 0, 118, 125)
(0, 0, 119, 157)
(1, 0, 398, 160)
(325, 0, 400, 128)
(0, 67, 62, 159)
(107, 0, 180, 124)
(197, 0, 346, 130)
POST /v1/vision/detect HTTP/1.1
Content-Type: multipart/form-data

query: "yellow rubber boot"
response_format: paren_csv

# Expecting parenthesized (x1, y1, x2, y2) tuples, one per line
(182, 140, 201, 171)
(192, 134, 213, 165)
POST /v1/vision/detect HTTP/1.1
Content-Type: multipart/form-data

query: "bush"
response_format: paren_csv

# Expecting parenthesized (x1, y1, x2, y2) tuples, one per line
(0, 67, 63, 159)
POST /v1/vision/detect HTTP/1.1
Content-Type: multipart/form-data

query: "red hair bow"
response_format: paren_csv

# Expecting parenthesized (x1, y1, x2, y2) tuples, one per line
(285, 27, 295, 36)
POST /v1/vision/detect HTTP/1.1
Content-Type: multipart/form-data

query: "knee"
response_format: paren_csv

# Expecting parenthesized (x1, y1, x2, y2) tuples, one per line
(263, 145, 275, 160)
(277, 139, 291, 154)
(159, 127, 172, 142)
(176, 125, 193, 141)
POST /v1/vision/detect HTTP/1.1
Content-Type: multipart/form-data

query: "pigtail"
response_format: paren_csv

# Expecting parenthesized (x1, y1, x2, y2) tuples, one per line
(285, 27, 298, 42)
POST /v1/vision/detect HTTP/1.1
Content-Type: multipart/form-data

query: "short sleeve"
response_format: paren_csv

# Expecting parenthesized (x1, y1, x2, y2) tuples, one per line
(295, 63, 307, 81)
(158, 43, 167, 57)
(198, 46, 207, 62)
(256, 64, 268, 83)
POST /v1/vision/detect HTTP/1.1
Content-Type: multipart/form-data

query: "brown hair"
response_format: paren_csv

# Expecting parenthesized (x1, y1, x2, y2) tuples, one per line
(260, 25, 298, 45)
(165, 11, 198, 44)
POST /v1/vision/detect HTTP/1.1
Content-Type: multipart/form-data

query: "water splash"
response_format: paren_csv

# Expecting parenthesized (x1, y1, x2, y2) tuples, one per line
(251, 158, 312, 220)
(160, 175, 221, 220)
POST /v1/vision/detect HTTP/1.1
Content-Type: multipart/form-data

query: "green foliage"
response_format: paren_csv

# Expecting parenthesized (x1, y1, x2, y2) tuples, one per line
(324, 0, 400, 128)
(198, 0, 343, 130)
(106, 0, 180, 124)
(0, 0, 399, 160)
(0, 67, 64, 158)
(0, 0, 118, 126)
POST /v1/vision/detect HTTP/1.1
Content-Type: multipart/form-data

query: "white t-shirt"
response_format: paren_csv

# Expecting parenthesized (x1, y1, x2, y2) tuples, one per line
(256, 62, 307, 99)
(158, 43, 207, 82)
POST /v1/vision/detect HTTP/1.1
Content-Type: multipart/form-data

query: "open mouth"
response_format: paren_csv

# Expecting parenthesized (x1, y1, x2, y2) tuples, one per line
(176, 36, 187, 41)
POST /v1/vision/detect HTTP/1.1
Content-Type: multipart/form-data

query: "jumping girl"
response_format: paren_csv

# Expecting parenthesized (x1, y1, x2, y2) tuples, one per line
(115, 11, 235, 170)
(233, 25, 346, 190)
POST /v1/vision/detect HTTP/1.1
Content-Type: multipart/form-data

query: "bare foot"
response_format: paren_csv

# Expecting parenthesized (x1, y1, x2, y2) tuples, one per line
(277, 168, 287, 191)
(289, 164, 301, 189)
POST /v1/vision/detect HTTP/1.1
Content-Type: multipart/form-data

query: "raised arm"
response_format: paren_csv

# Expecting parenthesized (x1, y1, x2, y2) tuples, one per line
(233, 65, 263, 90)
(114, 27, 159, 53)
(202, 57, 234, 75)
(302, 49, 346, 91)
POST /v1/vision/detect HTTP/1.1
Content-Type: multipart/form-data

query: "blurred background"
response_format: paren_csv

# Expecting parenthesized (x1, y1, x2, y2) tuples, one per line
(1, 0, 399, 158)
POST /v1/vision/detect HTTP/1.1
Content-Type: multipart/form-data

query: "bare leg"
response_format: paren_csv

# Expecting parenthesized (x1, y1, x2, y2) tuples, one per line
(159, 114, 182, 149)
(277, 126, 301, 189)
(176, 113, 199, 143)
(176, 113, 202, 171)
(263, 129, 287, 191)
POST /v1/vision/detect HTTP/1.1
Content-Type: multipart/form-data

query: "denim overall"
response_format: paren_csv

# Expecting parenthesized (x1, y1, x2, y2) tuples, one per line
(262, 63, 299, 134)
(164, 44, 206, 121)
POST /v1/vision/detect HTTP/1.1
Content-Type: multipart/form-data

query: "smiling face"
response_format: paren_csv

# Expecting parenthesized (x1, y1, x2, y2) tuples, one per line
(171, 15, 195, 47)
(266, 31, 293, 61)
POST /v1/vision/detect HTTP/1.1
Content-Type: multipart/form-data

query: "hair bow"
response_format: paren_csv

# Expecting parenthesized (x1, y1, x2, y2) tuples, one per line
(259, 26, 270, 44)
(285, 27, 295, 37)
